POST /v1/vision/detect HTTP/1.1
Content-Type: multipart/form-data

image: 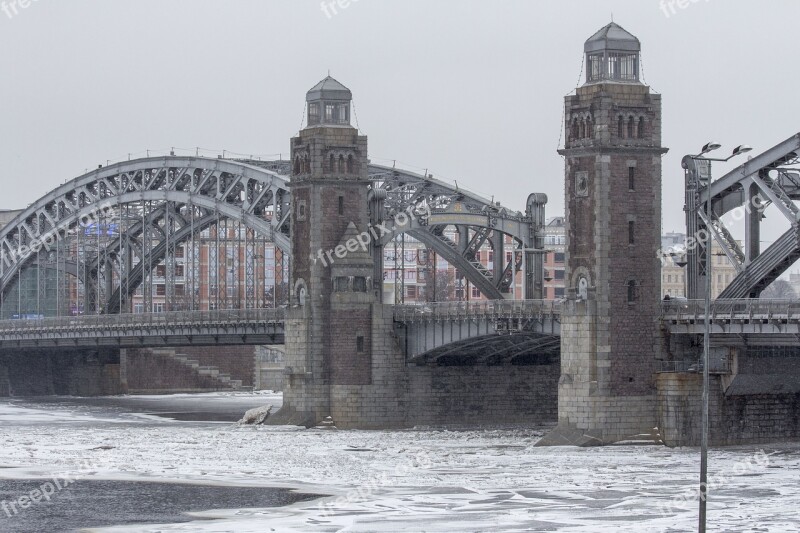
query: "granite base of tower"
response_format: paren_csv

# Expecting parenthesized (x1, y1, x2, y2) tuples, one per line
(270, 304, 409, 429)
(537, 298, 659, 446)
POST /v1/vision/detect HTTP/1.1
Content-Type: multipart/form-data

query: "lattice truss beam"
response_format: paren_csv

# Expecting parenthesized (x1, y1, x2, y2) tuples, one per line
(0, 157, 546, 315)
(0, 157, 291, 315)
(685, 133, 800, 299)
(368, 164, 546, 301)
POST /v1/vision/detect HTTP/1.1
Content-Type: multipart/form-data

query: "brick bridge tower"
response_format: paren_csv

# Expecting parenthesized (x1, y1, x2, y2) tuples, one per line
(274, 77, 407, 428)
(540, 23, 668, 446)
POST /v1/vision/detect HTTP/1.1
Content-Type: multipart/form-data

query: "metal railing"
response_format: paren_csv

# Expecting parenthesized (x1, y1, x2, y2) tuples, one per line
(661, 299, 800, 321)
(659, 358, 731, 375)
(0, 308, 285, 335)
(393, 299, 562, 322)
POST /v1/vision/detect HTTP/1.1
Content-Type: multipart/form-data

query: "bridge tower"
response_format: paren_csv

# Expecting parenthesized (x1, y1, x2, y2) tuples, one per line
(277, 77, 401, 427)
(543, 23, 669, 445)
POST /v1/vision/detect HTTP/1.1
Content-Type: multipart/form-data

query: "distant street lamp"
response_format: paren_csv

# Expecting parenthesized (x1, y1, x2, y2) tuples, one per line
(686, 142, 752, 533)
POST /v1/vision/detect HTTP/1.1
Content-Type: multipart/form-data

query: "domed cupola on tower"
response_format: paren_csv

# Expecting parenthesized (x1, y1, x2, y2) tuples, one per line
(306, 76, 353, 127)
(584, 22, 641, 84)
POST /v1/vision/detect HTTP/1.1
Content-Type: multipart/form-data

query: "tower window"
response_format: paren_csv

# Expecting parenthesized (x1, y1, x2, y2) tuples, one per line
(627, 280, 637, 303)
(628, 221, 635, 244)
(618, 116, 624, 139)
(347, 154, 354, 174)
(356, 336, 365, 353)
(329, 153, 335, 174)
(308, 103, 319, 125)
(627, 116, 634, 139)
(325, 104, 335, 122)
(638, 117, 645, 139)
(353, 277, 367, 292)
(628, 167, 635, 191)
(338, 195, 344, 215)
(337, 104, 349, 124)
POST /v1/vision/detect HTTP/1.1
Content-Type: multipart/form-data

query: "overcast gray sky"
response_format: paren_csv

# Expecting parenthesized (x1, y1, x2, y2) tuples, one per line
(2, 0, 800, 248)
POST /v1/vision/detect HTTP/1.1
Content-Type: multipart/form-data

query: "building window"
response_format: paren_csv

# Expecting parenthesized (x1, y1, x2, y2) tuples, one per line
(628, 166, 635, 191)
(308, 103, 320, 125)
(471, 286, 481, 298)
(627, 117, 634, 139)
(338, 195, 344, 216)
(335, 277, 349, 292)
(628, 221, 635, 245)
(627, 280, 636, 302)
(156, 284, 166, 296)
(325, 104, 335, 122)
(353, 277, 367, 292)
(554, 287, 565, 298)
(356, 336, 364, 353)
(638, 117, 645, 139)
(554, 252, 565, 263)
(618, 116, 624, 139)
(554, 270, 565, 280)
(347, 154, 354, 174)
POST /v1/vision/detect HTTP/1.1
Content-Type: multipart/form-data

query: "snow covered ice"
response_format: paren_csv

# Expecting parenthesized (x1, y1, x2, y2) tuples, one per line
(0, 393, 798, 532)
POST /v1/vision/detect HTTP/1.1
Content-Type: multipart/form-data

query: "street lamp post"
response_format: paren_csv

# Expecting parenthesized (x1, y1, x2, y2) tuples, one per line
(685, 142, 751, 533)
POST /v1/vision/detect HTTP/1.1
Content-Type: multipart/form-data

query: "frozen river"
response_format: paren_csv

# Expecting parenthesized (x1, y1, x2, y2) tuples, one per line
(1, 392, 799, 532)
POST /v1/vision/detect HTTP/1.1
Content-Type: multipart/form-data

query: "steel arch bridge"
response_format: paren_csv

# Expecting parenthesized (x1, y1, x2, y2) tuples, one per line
(0, 156, 545, 318)
(683, 133, 800, 299)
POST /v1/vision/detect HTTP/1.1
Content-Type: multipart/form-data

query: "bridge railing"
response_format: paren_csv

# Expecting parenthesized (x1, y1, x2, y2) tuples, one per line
(661, 299, 800, 321)
(393, 299, 562, 322)
(0, 308, 286, 334)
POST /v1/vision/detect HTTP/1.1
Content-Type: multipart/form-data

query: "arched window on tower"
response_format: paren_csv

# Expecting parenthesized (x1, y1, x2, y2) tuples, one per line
(579, 120, 585, 139)
(347, 154, 354, 174)
(627, 116, 634, 139)
(586, 117, 592, 139)
(304, 158, 310, 173)
(338, 155, 345, 174)
(638, 117, 645, 139)
(572, 118, 579, 141)
(329, 153, 335, 174)
(294, 156, 301, 175)
(618, 116, 624, 139)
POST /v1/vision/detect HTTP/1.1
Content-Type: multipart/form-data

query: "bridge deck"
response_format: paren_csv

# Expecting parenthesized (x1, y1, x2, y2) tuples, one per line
(0, 309, 285, 349)
(663, 299, 800, 336)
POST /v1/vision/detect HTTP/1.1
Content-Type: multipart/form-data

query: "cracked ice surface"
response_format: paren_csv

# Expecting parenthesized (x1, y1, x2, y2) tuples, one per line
(1, 395, 799, 532)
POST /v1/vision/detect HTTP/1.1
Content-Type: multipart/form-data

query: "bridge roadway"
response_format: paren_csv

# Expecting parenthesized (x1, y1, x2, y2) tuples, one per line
(2, 299, 799, 353)
(0, 309, 285, 349)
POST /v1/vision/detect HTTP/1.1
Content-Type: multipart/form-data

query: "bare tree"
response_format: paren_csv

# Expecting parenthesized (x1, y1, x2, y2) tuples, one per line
(760, 279, 797, 299)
